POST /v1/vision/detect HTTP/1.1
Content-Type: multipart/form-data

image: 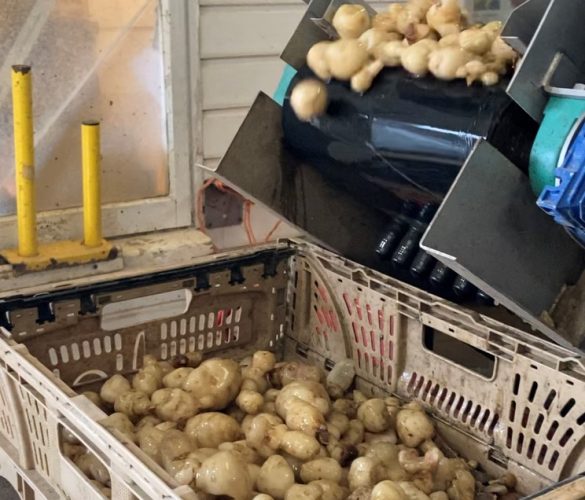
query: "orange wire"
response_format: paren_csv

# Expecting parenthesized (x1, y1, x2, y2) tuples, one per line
(264, 219, 282, 242)
(197, 178, 284, 247)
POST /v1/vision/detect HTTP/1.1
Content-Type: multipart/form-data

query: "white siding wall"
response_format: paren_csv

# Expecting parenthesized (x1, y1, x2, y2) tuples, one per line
(199, 0, 391, 166)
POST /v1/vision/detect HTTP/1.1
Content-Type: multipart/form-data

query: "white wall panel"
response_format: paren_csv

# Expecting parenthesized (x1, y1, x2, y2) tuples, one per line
(200, 5, 305, 59)
(202, 56, 284, 110)
(202, 108, 248, 159)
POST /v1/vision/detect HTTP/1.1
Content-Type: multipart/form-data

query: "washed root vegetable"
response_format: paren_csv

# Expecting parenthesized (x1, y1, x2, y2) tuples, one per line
(185, 412, 242, 447)
(101, 412, 135, 442)
(246, 413, 286, 458)
(359, 29, 402, 54)
(237, 389, 265, 415)
(137, 422, 180, 464)
(172, 352, 203, 368)
(401, 40, 434, 76)
(307, 41, 333, 81)
(371, 480, 408, 500)
(396, 403, 435, 447)
(285, 484, 322, 500)
(481, 71, 500, 86)
(300, 457, 343, 483)
(357, 398, 393, 433)
(275, 381, 330, 435)
(151, 388, 200, 423)
(196, 450, 253, 500)
(326, 39, 369, 81)
(352, 60, 384, 93)
(218, 440, 263, 465)
(75, 452, 111, 486)
(332, 4, 371, 39)
(491, 37, 517, 64)
(132, 370, 161, 396)
(458, 28, 494, 55)
(428, 46, 472, 81)
(404, 23, 435, 43)
(114, 390, 153, 421)
(81, 391, 103, 408)
(241, 350, 276, 394)
(280, 430, 321, 461)
(271, 361, 323, 388)
(135, 415, 162, 431)
(92, 351, 518, 499)
(257, 455, 295, 499)
(163, 367, 193, 389)
(290, 80, 328, 123)
(100, 374, 131, 404)
(426, 0, 462, 37)
(182, 358, 241, 410)
(372, 3, 404, 33)
(348, 456, 386, 490)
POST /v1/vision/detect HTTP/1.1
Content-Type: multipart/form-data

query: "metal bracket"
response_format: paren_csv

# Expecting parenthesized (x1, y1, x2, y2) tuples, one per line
(505, 0, 585, 122)
(421, 140, 584, 351)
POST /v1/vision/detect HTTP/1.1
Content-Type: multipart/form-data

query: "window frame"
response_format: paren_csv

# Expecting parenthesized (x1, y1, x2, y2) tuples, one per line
(0, 0, 195, 248)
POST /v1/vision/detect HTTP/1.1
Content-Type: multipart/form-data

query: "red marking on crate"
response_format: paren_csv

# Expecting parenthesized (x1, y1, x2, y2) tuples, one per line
(389, 316, 394, 336)
(354, 298, 363, 321)
(343, 293, 352, 315)
(366, 304, 373, 326)
(315, 307, 326, 325)
(370, 331, 376, 352)
(317, 284, 328, 303)
(328, 310, 339, 332)
(216, 310, 224, 327)
(378, 310, 384, 332)
(380, 338, 385, 356)
(352, 323, 359, 343)
(360, 326, 368, 348)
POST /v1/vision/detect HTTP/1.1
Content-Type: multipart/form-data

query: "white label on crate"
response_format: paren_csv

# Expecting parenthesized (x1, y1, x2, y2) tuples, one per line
(100, 290, 193, 331)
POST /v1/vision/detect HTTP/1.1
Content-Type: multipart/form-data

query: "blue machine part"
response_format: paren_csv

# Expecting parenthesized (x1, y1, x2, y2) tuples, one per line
(538, 118, 585, 247)
(273, 64, 297, 106)
(530, 96, 585, 196)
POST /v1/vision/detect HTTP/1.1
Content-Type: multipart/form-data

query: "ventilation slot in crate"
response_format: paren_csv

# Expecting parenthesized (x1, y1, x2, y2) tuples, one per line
(0, 384, 16, 444)
(407, 372, 500, 436)
(341, 288, 398, 389)
(309, 278, 341, 353)
(159, 307, 244, 360)
(19, 386, 51, 481)
(504, 372, 585, 476)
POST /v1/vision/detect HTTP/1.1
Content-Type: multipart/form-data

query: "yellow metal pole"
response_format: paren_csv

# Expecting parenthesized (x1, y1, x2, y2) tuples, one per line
(81, 121, 102, 247)
(11, 65, 38, 257)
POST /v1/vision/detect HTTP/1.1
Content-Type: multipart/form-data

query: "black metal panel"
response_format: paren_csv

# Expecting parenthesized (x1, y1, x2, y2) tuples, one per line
(421, 140, 585, 350)
(215, 92, 389, 269)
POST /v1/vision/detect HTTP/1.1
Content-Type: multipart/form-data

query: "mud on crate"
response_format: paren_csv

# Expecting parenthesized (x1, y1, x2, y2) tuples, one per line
(0, 241, 582, 499)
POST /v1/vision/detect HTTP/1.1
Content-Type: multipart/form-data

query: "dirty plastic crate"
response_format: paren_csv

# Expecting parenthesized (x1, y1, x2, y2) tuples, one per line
(0, 241, 583, 499)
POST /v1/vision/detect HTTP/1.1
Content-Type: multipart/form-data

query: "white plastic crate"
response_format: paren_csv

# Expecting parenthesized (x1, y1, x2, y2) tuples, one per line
(0, 240, 582, 499)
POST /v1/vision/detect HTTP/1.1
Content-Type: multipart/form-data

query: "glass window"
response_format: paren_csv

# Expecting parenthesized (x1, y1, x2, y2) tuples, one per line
(0, 0, 167, 216)
(465, 0, 528, 23)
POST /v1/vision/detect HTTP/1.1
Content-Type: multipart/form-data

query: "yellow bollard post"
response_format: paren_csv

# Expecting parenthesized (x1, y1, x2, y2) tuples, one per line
(81, 120, 102, 248)
(11, 65, 38, 257)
